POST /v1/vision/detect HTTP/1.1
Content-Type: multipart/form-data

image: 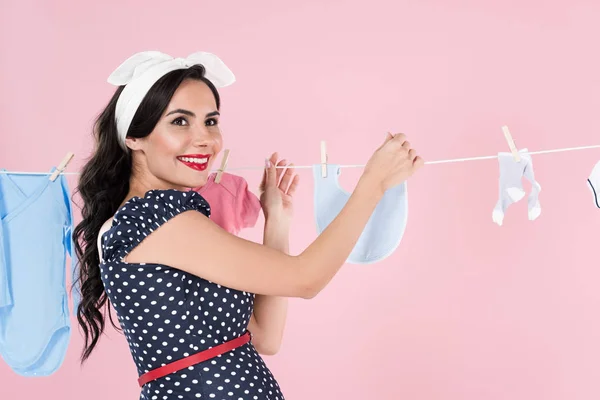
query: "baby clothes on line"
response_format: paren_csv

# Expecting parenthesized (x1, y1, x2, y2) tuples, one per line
(193, 172, 261, 234)
(312, 164, 409, 264)
(587, 160, 600, 208)
(492, 149, 542, 226)
(0, 169, 76, 377)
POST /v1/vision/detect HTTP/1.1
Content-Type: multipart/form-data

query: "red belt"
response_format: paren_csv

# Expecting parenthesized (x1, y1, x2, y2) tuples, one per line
(138, 331, 252, 387)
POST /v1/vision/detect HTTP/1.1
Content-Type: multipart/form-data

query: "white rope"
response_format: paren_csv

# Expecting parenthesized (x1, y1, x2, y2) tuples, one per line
(2, 144, 600, 176)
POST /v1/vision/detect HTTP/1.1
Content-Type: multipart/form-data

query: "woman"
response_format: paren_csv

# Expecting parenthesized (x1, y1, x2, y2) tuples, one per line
(73, 51, 423, 400)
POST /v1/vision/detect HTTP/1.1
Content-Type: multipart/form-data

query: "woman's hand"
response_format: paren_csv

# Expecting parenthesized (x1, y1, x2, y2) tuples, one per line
(259, 152, 300, 225)
(362, 132, 424, 194)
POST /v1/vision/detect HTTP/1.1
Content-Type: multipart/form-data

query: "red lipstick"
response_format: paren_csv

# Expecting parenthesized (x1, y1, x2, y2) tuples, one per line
(177, 154, 211, 172)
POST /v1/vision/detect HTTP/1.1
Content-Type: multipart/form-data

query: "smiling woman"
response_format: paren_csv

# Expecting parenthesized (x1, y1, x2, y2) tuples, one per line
(72, 50, 422, 400)
(123, 78, 224, 191)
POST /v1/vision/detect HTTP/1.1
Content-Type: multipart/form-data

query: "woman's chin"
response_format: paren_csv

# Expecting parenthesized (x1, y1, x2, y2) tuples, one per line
(168, 164, 213, 190)
(184, 172, 211, 190)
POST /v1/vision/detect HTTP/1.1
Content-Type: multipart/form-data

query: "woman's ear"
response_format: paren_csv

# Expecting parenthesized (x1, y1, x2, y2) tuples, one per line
(125, 136, 143, 151)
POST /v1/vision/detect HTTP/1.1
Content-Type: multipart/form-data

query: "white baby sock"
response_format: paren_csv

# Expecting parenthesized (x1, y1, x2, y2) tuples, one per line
(587, 160, 600, 208)
(523, 156, 542, 221)
(492, 149, 530, 226)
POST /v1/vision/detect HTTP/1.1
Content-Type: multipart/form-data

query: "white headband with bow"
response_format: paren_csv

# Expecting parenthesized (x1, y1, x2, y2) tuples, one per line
(107, 50, 236, 150)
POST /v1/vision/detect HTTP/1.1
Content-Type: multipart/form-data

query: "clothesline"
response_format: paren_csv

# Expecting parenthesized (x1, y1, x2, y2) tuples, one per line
(2, 143, 600, 176)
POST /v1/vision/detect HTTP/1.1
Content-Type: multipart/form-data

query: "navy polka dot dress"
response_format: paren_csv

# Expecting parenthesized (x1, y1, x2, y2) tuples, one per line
(99, 189, 285, 400)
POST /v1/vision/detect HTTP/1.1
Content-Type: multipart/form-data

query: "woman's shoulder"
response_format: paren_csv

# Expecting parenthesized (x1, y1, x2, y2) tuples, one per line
(101, 189, 211, 262)
(116, 188, 211, 220)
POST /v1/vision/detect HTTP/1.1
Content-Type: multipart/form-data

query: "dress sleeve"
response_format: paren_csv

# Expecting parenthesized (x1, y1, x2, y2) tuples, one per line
(102, 189, 211, 262)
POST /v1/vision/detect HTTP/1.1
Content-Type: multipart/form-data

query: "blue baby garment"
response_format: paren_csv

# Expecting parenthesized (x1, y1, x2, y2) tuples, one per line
(0, 221, 11, 308)
(312, 164, 409, 264)
(0, 168, 75, 376)
(0, 180, 12, 314)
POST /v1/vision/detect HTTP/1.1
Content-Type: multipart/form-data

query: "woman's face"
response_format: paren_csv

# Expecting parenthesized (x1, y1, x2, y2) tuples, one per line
(126, 78, 223, 191)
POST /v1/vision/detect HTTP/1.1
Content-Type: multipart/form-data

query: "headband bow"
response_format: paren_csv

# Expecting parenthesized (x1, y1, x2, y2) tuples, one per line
(107, 51, 236, 150)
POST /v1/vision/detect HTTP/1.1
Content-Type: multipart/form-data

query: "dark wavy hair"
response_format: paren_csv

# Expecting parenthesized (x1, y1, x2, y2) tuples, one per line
(72, 65, 221, 362)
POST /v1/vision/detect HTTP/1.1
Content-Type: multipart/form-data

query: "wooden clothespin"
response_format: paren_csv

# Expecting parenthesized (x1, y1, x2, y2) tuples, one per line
(501, 126, 521, 162)
(49, 152, 75, 181)
(320, 140, 328, 178)
(214, 149, 230, 184)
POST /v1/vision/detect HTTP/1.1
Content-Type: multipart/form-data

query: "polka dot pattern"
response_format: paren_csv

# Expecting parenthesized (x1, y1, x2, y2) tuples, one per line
(99, 189, 284, 399)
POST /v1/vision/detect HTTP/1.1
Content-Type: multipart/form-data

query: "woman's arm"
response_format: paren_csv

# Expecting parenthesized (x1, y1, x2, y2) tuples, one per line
(126, 174, 382, 298)
(248, 218, 290, 355)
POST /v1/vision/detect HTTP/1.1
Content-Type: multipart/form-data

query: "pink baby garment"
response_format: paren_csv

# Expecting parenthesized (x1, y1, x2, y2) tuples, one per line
(193, 172, 261, 234)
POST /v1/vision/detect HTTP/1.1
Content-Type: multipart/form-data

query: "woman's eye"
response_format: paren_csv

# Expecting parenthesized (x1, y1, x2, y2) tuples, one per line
(172, 117, 188, 126)
(206, 118, 218, 126)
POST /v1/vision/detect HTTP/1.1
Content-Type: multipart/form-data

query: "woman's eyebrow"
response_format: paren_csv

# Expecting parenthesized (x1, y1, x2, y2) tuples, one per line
(166, 109, 196, 117)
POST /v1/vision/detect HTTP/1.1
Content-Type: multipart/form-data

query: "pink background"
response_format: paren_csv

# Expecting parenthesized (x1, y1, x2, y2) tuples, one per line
(2, 0, 600, 399)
